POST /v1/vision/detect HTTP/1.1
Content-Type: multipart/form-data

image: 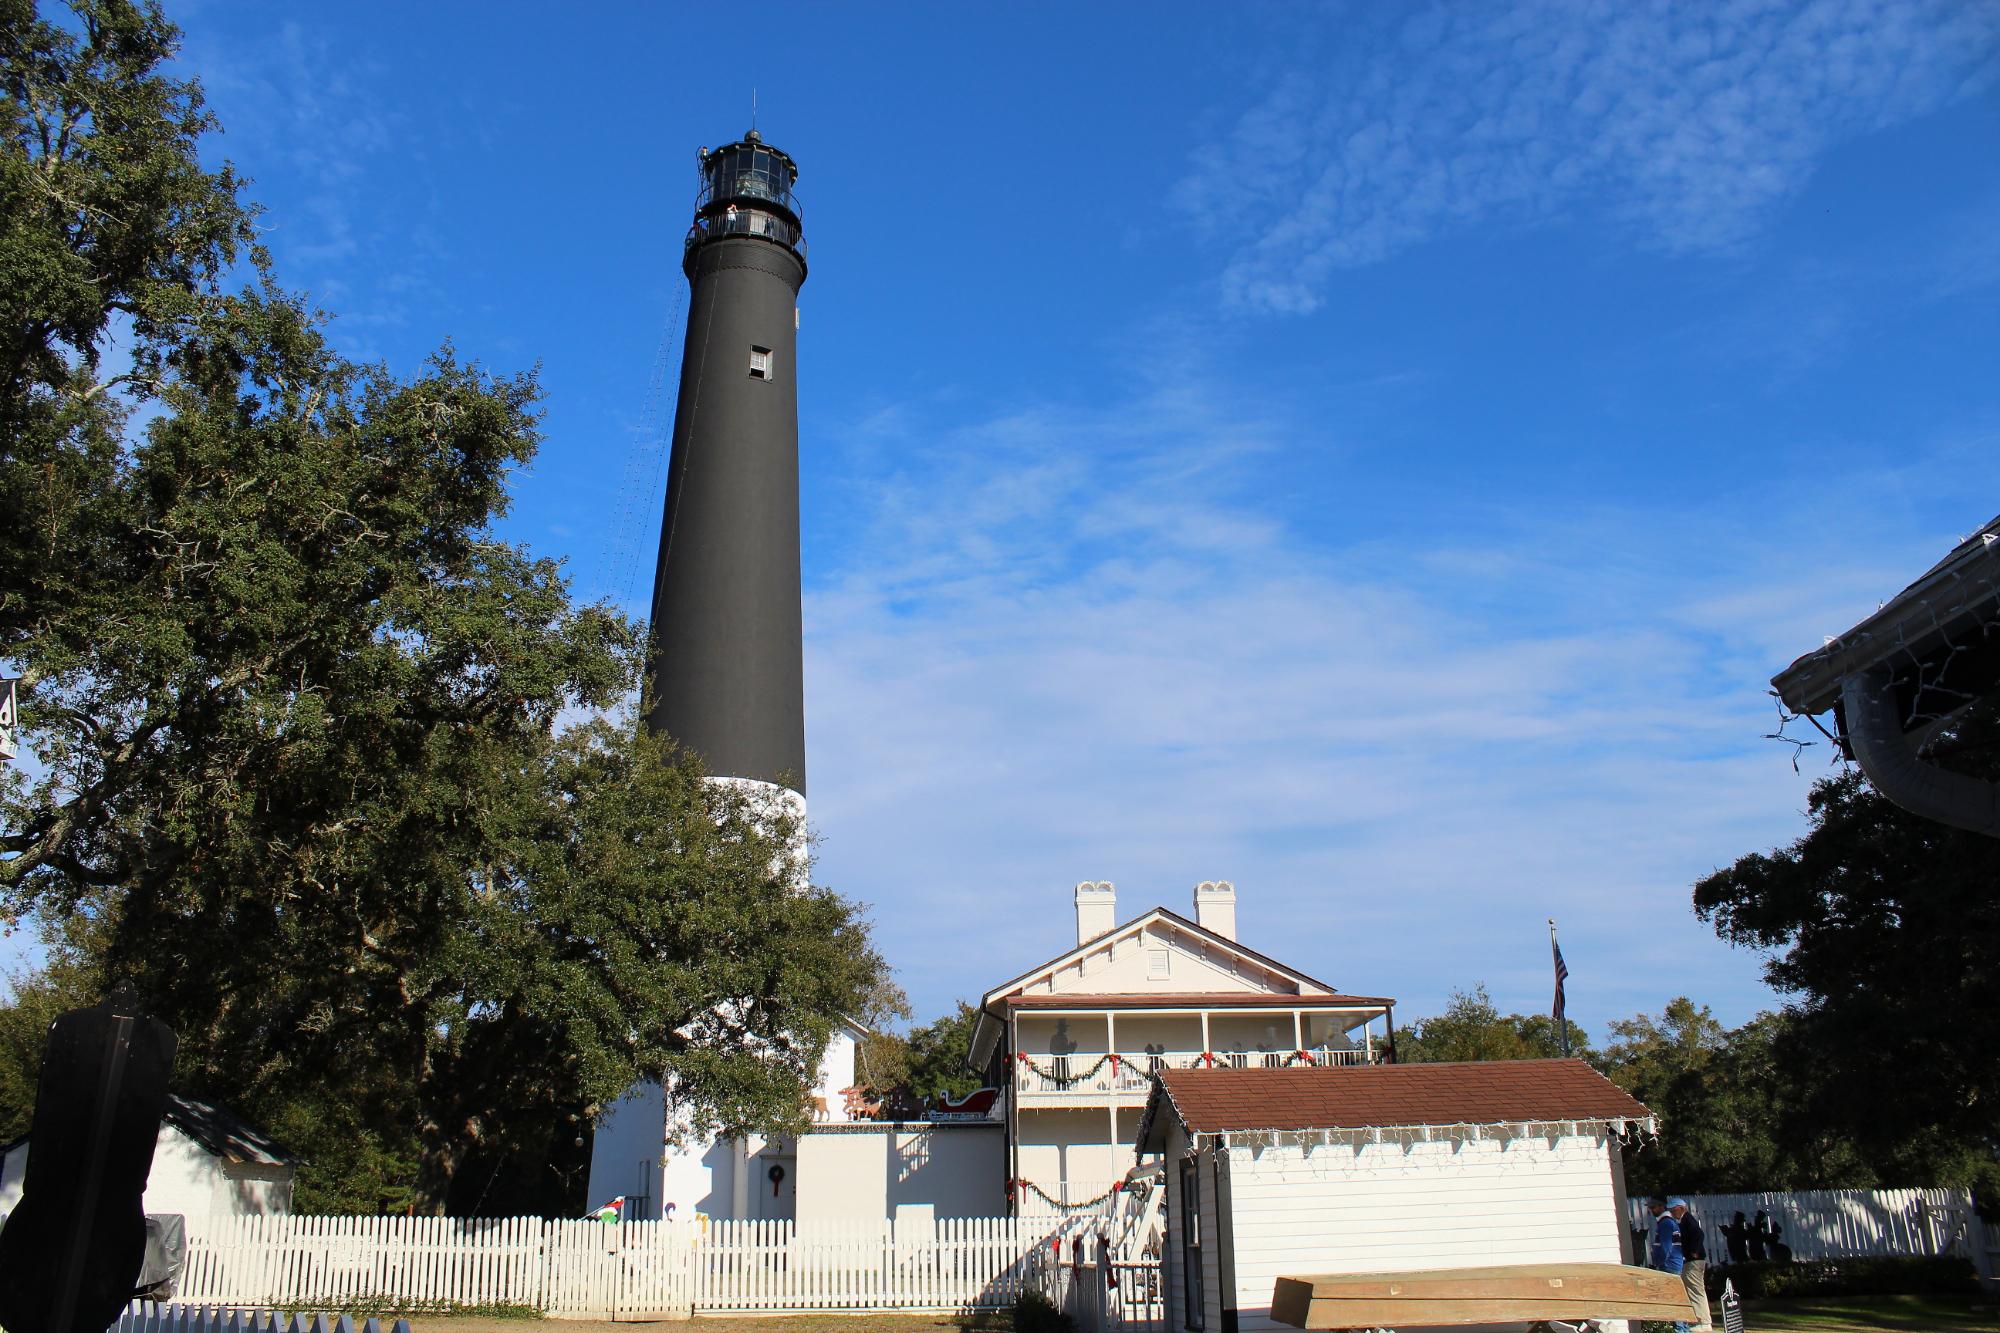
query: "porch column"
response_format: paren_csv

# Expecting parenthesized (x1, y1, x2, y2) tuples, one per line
(1292, 1010, 1303, 1052)
(1200, 1010, 1211, 1057)
(730, 1136, 749, 1218)
(1109, 1104, 1121, 1187)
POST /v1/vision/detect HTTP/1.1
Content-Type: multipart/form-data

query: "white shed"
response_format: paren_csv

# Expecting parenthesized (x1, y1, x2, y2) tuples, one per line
(0, 1094, 297, 1227)
(1137, 1060, 1656, 1333)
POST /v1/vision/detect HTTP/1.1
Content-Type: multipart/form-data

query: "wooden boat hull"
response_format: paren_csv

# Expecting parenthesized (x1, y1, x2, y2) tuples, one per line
(1269, 1262, 1692, 1329)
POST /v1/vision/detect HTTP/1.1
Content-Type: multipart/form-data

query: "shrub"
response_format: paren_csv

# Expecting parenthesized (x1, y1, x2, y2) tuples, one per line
(1706, 1254, 1978, 1301)
(1012, 1288, 1076, 1333)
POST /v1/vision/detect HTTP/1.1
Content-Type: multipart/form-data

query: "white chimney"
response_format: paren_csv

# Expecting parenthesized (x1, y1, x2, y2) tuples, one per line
(1075, 881, 1116, 944)
(1194, 880, 1237, 941)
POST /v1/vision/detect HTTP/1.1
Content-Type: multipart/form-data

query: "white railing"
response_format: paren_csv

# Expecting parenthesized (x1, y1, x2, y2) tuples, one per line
(1038, 1251, 1166, 1333)
(1015, 1047, 1373, 1098)
(1624, 1188, 1983, 1268)
(166, 1213, 1069, 1318)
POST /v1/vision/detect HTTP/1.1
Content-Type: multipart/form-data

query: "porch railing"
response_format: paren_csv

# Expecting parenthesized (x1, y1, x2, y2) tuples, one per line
(1014, 1047, 1374, 1097)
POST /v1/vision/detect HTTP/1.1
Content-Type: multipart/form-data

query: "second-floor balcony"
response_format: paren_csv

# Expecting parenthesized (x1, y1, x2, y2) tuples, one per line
(1014, 1043, 1381, 1103)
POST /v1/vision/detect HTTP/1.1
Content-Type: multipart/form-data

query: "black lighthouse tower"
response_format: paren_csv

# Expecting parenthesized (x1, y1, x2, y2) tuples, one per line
(646, 131, 808, 798)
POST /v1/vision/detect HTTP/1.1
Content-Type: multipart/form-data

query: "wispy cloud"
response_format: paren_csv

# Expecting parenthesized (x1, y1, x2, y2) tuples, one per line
(175, 17, 433, 358)
(1176, 0, 2000, 312)
(800, 366, 1980, 1031)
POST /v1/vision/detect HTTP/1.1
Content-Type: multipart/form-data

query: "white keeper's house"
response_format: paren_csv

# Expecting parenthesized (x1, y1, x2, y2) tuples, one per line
(968, 880, 1397, 1216)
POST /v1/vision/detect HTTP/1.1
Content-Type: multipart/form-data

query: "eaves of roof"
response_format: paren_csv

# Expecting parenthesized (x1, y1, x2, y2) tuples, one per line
(1137, 1060, 1652, 1152)
(1774, 513, 2000, 718)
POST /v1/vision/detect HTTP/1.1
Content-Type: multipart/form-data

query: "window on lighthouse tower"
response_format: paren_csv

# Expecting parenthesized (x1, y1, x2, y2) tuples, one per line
(749, 346, 772, 380)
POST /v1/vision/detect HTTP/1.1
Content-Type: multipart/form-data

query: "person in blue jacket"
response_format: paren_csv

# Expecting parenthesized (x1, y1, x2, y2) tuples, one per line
(1646, 1196, 1690, 1333)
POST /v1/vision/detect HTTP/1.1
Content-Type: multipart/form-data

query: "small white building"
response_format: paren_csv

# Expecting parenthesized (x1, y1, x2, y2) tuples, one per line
(1137, 1061, 1654, 1333)
(0, 1094, 297, 1227)
(586, 1018, 1004, 1221)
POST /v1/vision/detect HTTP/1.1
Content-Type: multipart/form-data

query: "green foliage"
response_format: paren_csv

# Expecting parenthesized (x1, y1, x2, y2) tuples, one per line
(0, 918, 101, 1140)
(858, 1001, 982, 1103)
(1397, 985, 1593, 1063)
(1706, 1255, 1978, 1301)
(1597, 999, 1887, 1196)
(1, 0, 257, 643)
(0, 0, 895, 1214)
(1692, 698, 2000, 1199)
(1010, 1289, 1075, 1333)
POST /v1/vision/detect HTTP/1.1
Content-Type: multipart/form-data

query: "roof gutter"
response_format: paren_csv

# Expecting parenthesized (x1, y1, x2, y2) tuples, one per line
(1771, 517, 2000, 840)
(1842, 663, 2000, 838)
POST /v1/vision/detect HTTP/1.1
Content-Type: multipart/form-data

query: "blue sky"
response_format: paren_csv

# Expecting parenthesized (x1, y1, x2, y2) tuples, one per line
(125, 0, 2000, 1038)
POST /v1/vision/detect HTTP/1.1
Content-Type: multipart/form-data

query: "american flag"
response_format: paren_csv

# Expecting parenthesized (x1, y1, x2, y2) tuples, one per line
(1551, 930, 1571, 1056)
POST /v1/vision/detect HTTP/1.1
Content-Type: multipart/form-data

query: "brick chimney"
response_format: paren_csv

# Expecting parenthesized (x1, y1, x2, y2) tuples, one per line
(1193, 880, 1237, 940)
(1075, 881, 1116, 944)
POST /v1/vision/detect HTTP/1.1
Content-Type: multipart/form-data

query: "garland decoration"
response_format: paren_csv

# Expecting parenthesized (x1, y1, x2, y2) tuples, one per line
(1015, 1051, 1118, 1088)
(1011, 1177, 1124, 1212)
(1284, 1050, 1318, 1067)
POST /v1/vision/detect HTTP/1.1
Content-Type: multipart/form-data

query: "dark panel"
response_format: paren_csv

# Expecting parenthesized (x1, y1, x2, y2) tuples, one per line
(0, 999, 177, 1333)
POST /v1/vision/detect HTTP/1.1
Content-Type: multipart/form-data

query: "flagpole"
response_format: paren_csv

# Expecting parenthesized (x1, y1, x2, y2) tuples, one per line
(1549, 917, 1570, 1057)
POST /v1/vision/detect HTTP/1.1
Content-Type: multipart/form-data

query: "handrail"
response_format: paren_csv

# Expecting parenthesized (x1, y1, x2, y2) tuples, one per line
(684, 209, 806, 261)
(1016, 1047, 1375, 1095)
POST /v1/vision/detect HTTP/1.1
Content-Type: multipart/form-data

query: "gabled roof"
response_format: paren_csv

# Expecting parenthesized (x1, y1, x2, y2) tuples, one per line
(970, 906, 1378, 1068)
(3, 1094, 297, 1169)
(979, 907, 1342, 1014)
(164, 1094, 298, 1168)
(1138, 1061, 1651, 1150)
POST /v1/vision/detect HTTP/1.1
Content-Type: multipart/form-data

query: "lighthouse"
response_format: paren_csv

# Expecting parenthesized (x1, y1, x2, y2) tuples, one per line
(645, 129, 808, 799)
(586, 130, 821, 1222)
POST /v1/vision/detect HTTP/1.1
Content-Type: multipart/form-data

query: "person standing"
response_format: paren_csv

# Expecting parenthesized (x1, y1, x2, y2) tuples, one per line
(1646, 1197, 1690, 1333)
(1671, 1198, 1713, 1333)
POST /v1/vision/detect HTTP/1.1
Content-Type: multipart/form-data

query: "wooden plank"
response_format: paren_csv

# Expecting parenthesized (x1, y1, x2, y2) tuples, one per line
(1270, 1263, 1691, 1330)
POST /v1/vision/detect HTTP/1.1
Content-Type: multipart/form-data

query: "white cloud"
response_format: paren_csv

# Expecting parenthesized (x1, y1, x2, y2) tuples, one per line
(799, 370, 1978, 1034)
(1176, 0, 2000, 312)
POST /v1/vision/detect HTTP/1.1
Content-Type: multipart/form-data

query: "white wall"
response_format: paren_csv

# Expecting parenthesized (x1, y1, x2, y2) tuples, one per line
(811, 1028, 860, 1122)
(793, 1126, 1003, 1221)
(1037, 924, 1293, 999)
(798, 1133, 887, 1222)
(591, 1021, 867, 1218)
(1220, 1132, 1627, 1333)
(0, 1124, 291, 1229)
(0, 1142, 23, 1221)
(659, 1127, 736, 1220)
(586, 1080, 667, 1216)
(889, 1127, 1003, 1218)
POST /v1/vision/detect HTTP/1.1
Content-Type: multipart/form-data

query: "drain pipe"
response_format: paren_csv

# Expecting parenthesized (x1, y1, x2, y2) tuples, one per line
(1841, 664, 2000, 838)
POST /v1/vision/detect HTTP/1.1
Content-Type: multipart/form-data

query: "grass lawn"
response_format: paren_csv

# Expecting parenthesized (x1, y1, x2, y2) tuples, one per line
(1737, 1293, 2000, 1331)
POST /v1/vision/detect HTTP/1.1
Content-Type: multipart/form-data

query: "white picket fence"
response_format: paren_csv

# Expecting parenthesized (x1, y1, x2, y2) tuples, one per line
(111, 1310, 408, 1333)
(172, 1213, 1081, 1318)
(1623, 1187, 1984, 1267)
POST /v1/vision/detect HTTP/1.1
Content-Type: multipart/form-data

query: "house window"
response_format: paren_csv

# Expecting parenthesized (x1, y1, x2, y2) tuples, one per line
(749, 346, 772, 380)
(1149, 948, 1171, 980)
(1181, 1155, 1204, 1329)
